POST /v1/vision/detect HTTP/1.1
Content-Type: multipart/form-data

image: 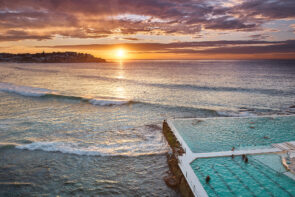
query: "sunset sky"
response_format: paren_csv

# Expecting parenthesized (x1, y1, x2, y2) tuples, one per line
(0, 0, 295, 59)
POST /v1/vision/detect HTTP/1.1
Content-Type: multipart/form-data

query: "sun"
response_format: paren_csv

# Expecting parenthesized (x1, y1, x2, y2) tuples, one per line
(116, 49, 126, 59)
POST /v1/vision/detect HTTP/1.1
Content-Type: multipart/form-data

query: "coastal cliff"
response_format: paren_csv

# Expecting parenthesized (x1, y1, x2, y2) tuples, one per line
(0, 52, 106, 63)
(163, 120, 194, 197)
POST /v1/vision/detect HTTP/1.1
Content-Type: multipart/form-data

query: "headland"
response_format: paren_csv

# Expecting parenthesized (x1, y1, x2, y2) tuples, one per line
(0, 52, 106, 63)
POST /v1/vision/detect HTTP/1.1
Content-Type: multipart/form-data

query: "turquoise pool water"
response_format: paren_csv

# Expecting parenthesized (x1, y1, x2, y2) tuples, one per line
(191, 154, 295, 197)
(172, 116, 295, 153)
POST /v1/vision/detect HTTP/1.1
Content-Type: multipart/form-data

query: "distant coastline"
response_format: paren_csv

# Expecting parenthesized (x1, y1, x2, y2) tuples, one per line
(0, 52, 106, 63)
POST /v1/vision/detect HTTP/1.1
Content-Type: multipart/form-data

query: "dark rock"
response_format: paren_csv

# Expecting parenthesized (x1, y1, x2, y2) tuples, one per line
(162, 120, 194, 197)
(164, 175, 178, 187)
(289, 105, 295, 108)
(179, 176, 194, 197)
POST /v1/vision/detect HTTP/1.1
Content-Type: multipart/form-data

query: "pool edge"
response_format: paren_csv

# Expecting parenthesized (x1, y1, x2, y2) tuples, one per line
(163, 119, 208, 197)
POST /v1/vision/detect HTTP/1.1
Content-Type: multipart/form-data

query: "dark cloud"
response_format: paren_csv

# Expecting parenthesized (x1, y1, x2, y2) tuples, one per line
(0, 0, 294, 41)
(0, 9, 78, 28)
(233, 0, 295, 20)
(39, 40, 269, 49)
(0, 30, 52, 41)
(205, 16, 257, 30)
(195, 40, 295, 54)
(249, 34, 271, 40)
(121, 37, 140, 41)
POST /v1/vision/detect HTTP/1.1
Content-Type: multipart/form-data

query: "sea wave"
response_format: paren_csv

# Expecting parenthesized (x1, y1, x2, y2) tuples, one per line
(16, 141, 166, 157)
(15, 124, 169, 157)
(14, 66, 59, 73)
(78, 74, 295, 96)
(0, 82, 214, 113)
(0, 142, 18, 149)
(1, 82, 274, 116)
(155, 84, 293, 96)
(43, 94, 134, 106)
(88, 99, 132, 106)
(216, 110, 257, 117)
(0, 82, 50, 97)
(0, 82, 133, 106)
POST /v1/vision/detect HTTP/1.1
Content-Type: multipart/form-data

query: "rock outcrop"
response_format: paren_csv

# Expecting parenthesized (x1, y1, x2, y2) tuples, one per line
(163, 120, 194, 197)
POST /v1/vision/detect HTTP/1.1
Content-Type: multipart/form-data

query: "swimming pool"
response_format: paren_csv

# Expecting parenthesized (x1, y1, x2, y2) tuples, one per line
(191, 154, 295, 197)
(172, 116, 295, 153)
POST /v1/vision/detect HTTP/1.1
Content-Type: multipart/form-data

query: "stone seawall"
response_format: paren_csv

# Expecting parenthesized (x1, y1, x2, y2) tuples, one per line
(162, 120, 194, 197)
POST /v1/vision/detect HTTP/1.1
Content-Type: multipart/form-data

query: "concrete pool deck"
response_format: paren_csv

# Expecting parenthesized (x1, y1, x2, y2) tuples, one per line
(166, 116, 295, 197)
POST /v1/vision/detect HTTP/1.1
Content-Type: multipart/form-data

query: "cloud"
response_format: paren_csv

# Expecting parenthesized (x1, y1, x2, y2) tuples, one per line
(233, 0, 295, 20)
(192, 40, 295, 54)
(0, 0, 294, 41)
(38, 39, 295, 55)
(290, 24, 295, 33)
(121, 37, 141, 41)
(249, 34, 271, 40)
(0, 30, 52, 41)
(204, 16, 257, 30)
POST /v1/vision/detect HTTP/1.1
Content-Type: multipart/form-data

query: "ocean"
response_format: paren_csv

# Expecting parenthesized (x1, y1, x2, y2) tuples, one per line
(0, 60, 295, 196)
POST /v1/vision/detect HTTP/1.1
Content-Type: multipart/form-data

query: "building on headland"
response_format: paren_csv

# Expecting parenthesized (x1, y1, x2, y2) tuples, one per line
(0, 52, 106, 63)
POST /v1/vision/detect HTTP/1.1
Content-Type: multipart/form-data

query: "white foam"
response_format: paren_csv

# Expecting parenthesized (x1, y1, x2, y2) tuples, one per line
(16, 140, 168, 157)
(217, 110, 257, 117)
(0, 82, 50, 97)
(0, 82, 132, 106)
(16, 141, 108, 156)
(89, 99, 130, 106)
(16, 125, 169, 157)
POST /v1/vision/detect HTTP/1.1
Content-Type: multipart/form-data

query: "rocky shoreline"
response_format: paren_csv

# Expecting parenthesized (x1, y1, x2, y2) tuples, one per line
(162, 120, 194, 197)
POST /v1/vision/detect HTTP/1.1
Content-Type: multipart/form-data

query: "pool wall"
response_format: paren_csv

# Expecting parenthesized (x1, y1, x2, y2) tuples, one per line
(163, 120, 194, 197)
(163, 120, 207, 197)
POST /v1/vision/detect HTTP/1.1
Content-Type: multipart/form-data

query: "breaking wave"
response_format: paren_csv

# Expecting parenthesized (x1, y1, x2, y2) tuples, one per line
(14, 66, 59, 73)
(1, 82, 276, 116)
(15, 124, 169, 157)
(0, 82, 51, 97)
(0, 82, 133, 106)
(0, 82, 215, 114)
(216, 110, 257, 117)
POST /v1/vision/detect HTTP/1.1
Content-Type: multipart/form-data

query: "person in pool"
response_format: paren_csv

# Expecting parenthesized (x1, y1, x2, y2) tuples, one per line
(245, 157, 248, 163)
(206, 176, 210, 183)
(242, 155, 248, 163)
